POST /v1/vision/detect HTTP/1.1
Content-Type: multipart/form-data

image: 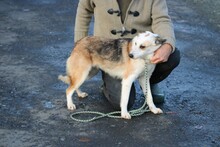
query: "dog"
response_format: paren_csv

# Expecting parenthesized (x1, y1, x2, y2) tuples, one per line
(58, 31, 166, 119)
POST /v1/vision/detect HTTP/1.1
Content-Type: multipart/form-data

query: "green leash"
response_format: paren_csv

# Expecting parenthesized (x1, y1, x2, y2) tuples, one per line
(70, 63, 150, 122)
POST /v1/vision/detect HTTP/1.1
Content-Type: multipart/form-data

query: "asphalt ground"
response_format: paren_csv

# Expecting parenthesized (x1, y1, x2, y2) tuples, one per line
(0, 0, 220, 146)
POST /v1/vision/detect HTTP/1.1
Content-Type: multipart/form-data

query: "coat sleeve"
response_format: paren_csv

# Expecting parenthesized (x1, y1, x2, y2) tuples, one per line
(74, 0, 94, 42)
(151, 0, 176, 51)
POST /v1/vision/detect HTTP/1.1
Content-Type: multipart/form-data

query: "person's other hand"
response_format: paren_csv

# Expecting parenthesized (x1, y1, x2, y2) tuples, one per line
(150, 43, 172, 64)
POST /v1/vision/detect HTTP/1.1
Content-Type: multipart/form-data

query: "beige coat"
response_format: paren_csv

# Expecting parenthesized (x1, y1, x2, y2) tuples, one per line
(74, 0, 175, 50)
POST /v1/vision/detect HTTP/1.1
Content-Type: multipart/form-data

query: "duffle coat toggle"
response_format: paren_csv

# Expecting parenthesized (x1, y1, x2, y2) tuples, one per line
(111, 27, 137, 37)
(128, 11, 139, 17)
(107, 9, 121, 16)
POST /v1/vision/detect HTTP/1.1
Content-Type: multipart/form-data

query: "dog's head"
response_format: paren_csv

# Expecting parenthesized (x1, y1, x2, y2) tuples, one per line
(129, 31, 166, 59)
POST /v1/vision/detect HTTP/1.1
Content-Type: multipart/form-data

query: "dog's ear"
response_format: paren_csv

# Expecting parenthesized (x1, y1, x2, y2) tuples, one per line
(155, 36, 166, 45)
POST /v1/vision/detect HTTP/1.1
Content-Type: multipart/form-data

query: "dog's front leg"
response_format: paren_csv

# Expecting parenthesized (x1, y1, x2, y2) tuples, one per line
(121, 76, 135, 119)
(138, 75, 163, 114)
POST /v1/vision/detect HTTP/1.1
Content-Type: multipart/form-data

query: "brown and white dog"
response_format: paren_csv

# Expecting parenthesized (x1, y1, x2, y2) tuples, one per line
(58, 31, 166, 119)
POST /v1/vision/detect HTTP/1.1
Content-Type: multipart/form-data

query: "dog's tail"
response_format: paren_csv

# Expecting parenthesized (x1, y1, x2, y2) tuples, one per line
(58, 75, 70, 84)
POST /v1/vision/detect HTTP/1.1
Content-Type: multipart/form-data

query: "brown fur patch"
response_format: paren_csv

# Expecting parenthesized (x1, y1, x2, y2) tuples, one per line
(66, 36, 135, 87)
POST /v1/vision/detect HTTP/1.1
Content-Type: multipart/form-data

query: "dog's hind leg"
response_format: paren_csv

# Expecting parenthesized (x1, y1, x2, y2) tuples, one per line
(66, 65, 92, 110)
(76, 89, 88, 98)
(66, 85, 77, 110)
(75, 68, 99, 98)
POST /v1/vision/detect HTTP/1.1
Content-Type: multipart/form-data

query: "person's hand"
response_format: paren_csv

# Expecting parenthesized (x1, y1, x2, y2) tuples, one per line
(150, 43, 173, 64)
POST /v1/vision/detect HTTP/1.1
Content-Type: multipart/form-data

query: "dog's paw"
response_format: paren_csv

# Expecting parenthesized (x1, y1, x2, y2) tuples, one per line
(78, 92, 88, 98)
(150, 107, 163, 114)
(121, 112, 131, 119)
(67, 103, 76, 111)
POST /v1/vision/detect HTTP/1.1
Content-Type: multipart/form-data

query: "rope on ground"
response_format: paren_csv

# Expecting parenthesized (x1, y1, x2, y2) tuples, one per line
(70, 100, 150, 122)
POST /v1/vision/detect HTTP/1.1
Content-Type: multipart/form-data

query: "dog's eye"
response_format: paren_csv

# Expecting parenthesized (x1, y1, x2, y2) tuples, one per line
(140, 45, 145, 49)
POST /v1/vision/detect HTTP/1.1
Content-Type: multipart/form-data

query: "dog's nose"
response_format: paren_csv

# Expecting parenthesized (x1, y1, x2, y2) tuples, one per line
(129, 54, 134, 58)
